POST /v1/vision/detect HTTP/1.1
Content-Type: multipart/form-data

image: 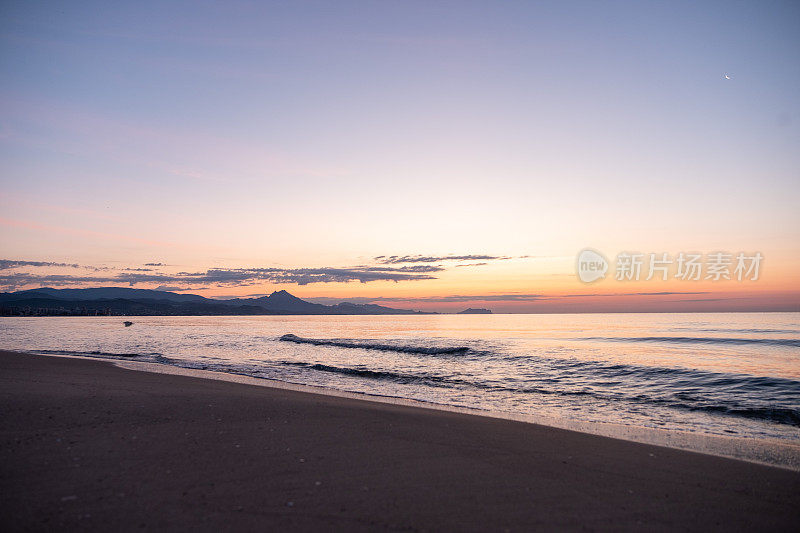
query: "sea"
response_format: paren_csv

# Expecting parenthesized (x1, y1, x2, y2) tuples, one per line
(2, 312, 799, 463)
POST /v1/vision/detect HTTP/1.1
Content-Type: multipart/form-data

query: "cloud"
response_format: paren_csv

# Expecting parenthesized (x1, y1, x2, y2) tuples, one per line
(303, 294, 543, 305)
(360, 265, 443, 273)
(557, 291, 710, 298)
(0, 259, 81, 270)
(372, 294, 548, 303)
(0, 264, 439, 290)
(354, 291, 712, 304)
(661, 297, 741, 303)
(0, 252, 498, 292)
(455, 262, 488, 267)
(0, 259, 124, 272)
(0, 252, 541, 292)
(186, 266, 439, 285)
(0, 273, 131, 291)
(154, 285, 205, 292)
(375, 254, 512, 264)
(303, 296, 380, 305)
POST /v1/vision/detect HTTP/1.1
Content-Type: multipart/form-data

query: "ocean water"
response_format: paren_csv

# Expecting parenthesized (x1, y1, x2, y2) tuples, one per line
(1, 313, 799, 444)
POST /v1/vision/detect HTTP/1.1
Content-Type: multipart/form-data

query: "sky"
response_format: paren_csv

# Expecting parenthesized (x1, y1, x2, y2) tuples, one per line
(1, 0, 798, 312)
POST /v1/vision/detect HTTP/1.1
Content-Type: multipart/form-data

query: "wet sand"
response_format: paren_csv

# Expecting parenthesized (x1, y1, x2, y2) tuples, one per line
(1, 350, 798, 531)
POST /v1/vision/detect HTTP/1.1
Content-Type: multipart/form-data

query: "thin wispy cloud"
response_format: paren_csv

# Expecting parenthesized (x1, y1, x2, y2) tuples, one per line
(557, 291, 711, 298)
(455, 262, 488, 268)
(359, 291, 712, 304)
(1, 259, 125, 273)
(370, 294, 547, 303)
(0, 259, 82, 270)
(361, 265, 443, 273)
(375, 254, 512, 264)
(154, 285, 206, 292)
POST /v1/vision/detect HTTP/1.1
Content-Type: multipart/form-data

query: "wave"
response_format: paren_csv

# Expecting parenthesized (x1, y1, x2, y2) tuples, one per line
(279, 334, 471, 355)
(279, 358, 800, 426)
(32, 337, 800, 428)
(280, 361, 451, 385)
(580, 336, 800, 348)
(34, 349, 163, 358)
(672, 328, 800, 335)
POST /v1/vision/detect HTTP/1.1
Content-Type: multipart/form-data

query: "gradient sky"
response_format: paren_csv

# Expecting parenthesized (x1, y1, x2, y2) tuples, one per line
(1, 1, 798, 312)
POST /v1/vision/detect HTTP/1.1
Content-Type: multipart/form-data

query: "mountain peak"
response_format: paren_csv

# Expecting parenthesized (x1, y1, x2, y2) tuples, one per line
(269, 290, 302, 301)
(271, 290, 292, 296)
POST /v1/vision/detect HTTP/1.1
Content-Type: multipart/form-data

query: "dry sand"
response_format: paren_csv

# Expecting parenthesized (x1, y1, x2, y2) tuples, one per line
(1, 350, 798, 531)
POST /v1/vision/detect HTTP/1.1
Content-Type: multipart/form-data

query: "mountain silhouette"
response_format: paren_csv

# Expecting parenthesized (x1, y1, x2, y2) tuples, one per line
(10, 287, 207, 303)
(0, 288, 431, 316)
(225, 290, 329, 314)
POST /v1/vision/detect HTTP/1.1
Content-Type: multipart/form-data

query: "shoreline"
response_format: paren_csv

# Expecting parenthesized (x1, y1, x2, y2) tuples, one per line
(34, 349, 800, 472)
(2, 349, 799, 530)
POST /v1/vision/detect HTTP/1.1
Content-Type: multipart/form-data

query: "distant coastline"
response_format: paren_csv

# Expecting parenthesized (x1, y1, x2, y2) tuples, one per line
(2, 287, 798, 316)
(0, 287, 433, 317)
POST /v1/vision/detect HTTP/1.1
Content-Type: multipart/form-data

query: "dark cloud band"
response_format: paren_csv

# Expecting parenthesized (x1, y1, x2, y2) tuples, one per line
(0, 265, 438, 290)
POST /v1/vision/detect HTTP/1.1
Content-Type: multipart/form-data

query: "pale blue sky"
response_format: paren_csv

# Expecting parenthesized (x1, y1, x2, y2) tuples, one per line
(1, 1, 798, 304)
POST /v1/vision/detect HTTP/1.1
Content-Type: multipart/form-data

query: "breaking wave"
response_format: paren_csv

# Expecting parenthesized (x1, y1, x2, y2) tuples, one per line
(279, 334, 471, 355)
(580, 336, 800, 348)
